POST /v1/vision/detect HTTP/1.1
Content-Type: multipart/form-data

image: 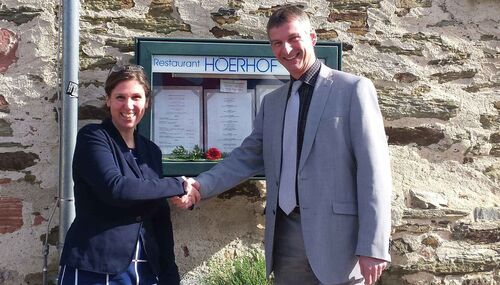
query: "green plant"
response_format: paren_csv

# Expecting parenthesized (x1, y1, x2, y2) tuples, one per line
(189, 145, 204, 160)
(170, 145, 189, 159)
(202, 249, 273, 285)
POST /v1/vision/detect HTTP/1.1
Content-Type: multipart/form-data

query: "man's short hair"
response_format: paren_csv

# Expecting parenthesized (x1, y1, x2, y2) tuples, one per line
(266, 5, 312, 34)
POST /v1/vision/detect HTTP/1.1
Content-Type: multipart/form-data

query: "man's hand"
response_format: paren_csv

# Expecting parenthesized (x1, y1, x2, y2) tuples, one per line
(359, 256, 388, 285)
(185, 177, 200, 192)
(169, 177, 201, 209)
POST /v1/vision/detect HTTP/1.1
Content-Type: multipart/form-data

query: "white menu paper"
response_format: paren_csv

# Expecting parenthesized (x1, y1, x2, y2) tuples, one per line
(205, 89, 254, 153)
(255, 84, 282, 114)
(153, 86, 202, 154)
(220, 79, 247, 93)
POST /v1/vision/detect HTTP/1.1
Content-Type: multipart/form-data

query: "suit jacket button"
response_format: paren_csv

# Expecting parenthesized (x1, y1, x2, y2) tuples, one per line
(135, 216, 142, 222)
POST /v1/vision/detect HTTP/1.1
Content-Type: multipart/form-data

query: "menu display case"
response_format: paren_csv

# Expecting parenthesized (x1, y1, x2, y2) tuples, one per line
(135, 38, 341, 176)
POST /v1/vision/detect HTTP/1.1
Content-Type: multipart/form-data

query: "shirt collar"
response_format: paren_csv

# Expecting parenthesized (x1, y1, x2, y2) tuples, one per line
(290, 59, 321, 86)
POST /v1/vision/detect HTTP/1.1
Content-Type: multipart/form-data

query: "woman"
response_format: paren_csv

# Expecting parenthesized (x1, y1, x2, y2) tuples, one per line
(59, 65, 199, 284)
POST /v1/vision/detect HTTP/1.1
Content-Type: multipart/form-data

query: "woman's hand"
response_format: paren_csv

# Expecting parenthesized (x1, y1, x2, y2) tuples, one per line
(169, 177, 201, 209)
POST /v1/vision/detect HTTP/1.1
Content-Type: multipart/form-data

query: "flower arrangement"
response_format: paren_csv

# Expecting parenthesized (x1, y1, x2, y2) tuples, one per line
(205, 147, 222, 160)
(166, 145, 225, 161)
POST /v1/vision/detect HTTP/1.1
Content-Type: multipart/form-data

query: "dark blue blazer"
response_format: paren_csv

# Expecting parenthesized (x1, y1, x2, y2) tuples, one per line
(60, 119, 184, 284)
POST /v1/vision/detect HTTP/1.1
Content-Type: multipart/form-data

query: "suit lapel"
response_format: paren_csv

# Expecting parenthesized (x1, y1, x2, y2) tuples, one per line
(298, 65, 334, 172)
(272, 82, 291, 180)
(135, 135, 153, 179)
(103, 119, 143, 178)
(124, 150, 143, 178)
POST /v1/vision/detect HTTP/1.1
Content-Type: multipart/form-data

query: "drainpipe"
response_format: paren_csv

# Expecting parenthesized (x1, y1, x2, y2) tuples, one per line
(58, 0, 79, 257)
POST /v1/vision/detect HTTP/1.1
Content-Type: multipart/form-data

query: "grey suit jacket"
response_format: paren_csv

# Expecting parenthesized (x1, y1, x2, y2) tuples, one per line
(197, 64, 392, 284)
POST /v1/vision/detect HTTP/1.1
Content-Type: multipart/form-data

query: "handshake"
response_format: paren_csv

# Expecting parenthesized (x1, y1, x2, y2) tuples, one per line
(170, 177, 201, 209)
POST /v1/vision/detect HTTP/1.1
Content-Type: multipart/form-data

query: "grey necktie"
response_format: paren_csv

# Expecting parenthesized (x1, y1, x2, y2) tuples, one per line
(279, 80, 302, 215)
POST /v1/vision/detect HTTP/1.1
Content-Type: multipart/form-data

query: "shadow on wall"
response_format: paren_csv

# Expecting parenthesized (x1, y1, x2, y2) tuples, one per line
(170, 181, 266, 276)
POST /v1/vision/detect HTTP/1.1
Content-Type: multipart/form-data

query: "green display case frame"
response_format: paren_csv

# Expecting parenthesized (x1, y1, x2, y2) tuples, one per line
(135, 38, 341, 177)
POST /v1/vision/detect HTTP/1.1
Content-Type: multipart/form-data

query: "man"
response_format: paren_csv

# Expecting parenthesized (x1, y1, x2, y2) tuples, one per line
(176, 5, 392, 285)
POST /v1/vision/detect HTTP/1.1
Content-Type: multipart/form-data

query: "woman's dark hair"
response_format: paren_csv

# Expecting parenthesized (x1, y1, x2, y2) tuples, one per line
(104, 65, 151, 98)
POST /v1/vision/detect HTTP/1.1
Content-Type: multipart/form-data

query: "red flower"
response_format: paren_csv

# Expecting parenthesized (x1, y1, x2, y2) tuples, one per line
(205, 147, 222, 160)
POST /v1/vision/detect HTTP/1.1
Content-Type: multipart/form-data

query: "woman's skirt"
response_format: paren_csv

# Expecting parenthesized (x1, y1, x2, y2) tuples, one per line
(58, 239, 158, 285)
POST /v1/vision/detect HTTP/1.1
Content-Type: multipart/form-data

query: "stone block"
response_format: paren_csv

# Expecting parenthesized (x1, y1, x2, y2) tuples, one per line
(494, 101, 500, 110)
(81, 0, 191, 37)
(32, 212, 46, 226)
(430, 70, 477, 84)
(403, 208, 469, 220)
(149, 0, 174, 16)
(391, 238, 414, 255)
(428, 19, 462, 28)
(216, 181, 263, 201)
(443, 274, 499, 285)
(328, 10, 369, 35)
(395, 0, 432, 9)
(394, 72, 419, 83)
(0, 142, 31, 148)
(105, 39, 134, 53)
(393, 256, 498, 275)
(249, 5, 282, 17)
(23, 173, 37, 184)
(394, 223, 432, 233)
(0, 5, 42, 25)
(326, 1, 382, 35)
(81, 81, 105, 89)
(0, 269, 19, 284)
(0, 119, 13, 136)
(112, 16, 190, 35)
(378, 95, 459, 120)
(480, 114, 499, 130)
(490, 144, 500, 157)
(481, 34, 498, 41)
(402, 32, 442, 46)
(327, 0, 382, 11)
(427, 53, 470, 66)
(411, 84, 431, 96)
(0, 151, 39, 171)
(474, 208, 500, 221)
(395, 8, 410, 17)
(0, 197, 23, 234)
(409, 190, 448, 209)
(452, 222, 500, 244)
(83, 0, 134, 11)
(360, 39, 424, 55)
(484, 163, 500, 181)
(79, 105, 108, 121)
(342, 42, 354, 51)
(463, 82, 500, 93)
(210, 27, 240, 38)
(40, 226, 58, 247)
(211, 7, 239, 25)
(316, 28, 339, 40)
(0, 28, 19, 74)
(0, 94, 9, 113)
(24, 272, 44, 284)
(386, 127, 444, 146)
(421, 235, 440, 248)
(374, 44, 423, 56)
(130, 0, 190, 34)
(80, 55, 116, 71)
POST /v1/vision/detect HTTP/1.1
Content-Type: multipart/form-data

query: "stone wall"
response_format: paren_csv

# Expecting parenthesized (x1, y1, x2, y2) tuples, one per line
(0, 0, 498, 284)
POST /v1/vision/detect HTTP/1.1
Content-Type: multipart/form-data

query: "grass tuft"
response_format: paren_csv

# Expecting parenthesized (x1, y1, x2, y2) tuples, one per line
(202, 249, 273, 285)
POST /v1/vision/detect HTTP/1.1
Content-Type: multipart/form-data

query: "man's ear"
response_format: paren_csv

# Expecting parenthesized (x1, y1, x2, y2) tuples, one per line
(310, 29, 317, 46)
